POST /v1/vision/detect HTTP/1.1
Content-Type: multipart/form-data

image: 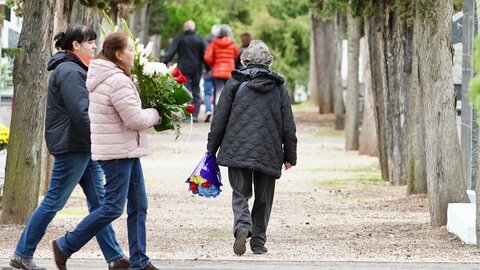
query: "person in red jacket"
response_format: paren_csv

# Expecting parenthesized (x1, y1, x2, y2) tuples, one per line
(204, 24, 239, 111)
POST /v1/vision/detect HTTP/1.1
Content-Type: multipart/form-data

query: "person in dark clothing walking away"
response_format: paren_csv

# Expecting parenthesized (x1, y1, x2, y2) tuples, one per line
(162, 20, 206, 122)
(235, 32, 252, 69)
(9, 25, 128, 270)
(206, 40, 297, 256)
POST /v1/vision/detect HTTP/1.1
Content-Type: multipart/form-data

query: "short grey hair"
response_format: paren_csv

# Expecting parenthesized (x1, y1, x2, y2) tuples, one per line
(240, 40, 274, 67)
(217, 24, 233, 38)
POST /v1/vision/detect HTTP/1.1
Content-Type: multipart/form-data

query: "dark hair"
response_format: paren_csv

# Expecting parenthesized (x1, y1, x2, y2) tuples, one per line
(97, 32, 130, 75)
(240, 32, 251, 38)
(54, 24, 97, 50)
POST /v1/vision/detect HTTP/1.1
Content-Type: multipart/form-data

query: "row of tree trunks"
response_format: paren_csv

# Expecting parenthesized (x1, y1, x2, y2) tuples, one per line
(1, 0, 55, 224)
(345, 9, 360, 151)
(413, 0, 467, 226)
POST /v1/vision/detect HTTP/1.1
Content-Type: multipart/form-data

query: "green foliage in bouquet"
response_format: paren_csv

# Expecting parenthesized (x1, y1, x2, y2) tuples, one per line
(101, 12, 193, 140)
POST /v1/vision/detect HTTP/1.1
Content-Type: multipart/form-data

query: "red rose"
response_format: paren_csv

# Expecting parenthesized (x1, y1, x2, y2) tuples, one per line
(172, 68, 182, 77)
(189, 182, 198, 191)
(175, 74, 188, 84)
(201, 182, 211, 188)
(186, 104, 195, 114)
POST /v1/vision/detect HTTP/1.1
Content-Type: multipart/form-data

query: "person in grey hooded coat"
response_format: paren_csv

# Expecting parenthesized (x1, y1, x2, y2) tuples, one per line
(207, 40, 297, 256)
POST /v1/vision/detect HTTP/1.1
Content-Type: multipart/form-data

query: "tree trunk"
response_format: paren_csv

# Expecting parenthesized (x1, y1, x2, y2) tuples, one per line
(385, 10, 412, 186)
(311, 14, 336, 114)
(359, 22, 378, 156)
(367, 15, 389, 182)
(308, 13, 319, 106)
(345, 10, 361, 150)
(334, 12, 345, 130)
(1, 0, 54, 224)
(129, 4, 151, 45)
(415, 0, 468, 226)
(407, 31, 427, 194)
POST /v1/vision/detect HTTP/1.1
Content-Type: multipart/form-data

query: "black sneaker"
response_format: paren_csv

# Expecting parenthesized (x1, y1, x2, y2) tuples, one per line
(233, 228, 249, 256)
(9, 254, 46, 270)
(251, 245, 268, 254)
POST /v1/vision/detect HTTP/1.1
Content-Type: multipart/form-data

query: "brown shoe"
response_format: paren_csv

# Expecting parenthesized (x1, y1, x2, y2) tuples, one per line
(141, 262, 159, 270)
(108, 256, 130, 270)
(9, 254, 46, 270)
(50, 240, 69, 270)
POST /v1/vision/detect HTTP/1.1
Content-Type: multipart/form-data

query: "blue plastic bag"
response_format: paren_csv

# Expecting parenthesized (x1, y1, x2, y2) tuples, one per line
(186, 152, 222, 197)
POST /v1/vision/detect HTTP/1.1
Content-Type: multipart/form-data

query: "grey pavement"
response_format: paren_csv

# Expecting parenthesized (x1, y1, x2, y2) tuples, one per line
(0, 259, 480, 270)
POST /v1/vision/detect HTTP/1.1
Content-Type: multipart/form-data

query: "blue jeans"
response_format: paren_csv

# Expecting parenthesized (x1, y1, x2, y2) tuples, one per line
(56, 158, 150, 269)
(14, 153, 124, 262)
(203, 75, 213, 113)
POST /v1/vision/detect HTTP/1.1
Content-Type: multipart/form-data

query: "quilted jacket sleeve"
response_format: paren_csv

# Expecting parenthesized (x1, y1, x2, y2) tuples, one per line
(207, 78, 239, 154)
(111, 75, 160, 130)
(281, 86, 297, 165)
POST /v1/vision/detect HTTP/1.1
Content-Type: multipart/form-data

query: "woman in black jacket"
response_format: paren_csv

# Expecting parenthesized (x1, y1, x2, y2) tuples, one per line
(207, 40, 297, 256)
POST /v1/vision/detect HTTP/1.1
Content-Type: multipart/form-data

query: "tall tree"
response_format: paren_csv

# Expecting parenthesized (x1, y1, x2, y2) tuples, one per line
(310, 14, 336, 113)
(359, 23, 378, 156)
(365, 2, 413, 185)
(367, 12, 389, 182)
(334, 12, 345, 130)
(414, 0, 467, 226)
(345, 8, 360, 150)
(1, 0, 55, 224)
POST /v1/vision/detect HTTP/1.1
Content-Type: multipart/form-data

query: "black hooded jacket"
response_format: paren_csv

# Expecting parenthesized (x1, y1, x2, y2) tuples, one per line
(161, 30, 206, 75)
(45, 52, 91, 155)
(207, 65, 297, 178)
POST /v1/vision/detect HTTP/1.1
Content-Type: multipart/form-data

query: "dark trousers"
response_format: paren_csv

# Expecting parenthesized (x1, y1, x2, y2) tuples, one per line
(184, 72, 201, 118)
(228, 167, 276, 248)
(213, 77, 228, 114)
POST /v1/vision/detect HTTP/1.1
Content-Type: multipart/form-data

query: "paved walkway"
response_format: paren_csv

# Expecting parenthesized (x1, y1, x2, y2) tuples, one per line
(0, 259, 480, 270)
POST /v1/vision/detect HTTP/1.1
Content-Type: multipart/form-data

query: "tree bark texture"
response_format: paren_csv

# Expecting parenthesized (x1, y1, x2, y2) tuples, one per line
(308, 14, 318, 106)
(1, 0, 54, 224)
(407, 35, 428, 194)
(334, 13, 345, 130)
(367, 16, 389, 182)
(308, 13, 319, 106)
(359, 23, 378, 157)
(345, 10, 361, 151)
(367, 6, 412, 185)
(385, 10, 412, 186)
(129, 4, 151, 45)
(311, 14, 336, 114)
(414, 0, 468, 226)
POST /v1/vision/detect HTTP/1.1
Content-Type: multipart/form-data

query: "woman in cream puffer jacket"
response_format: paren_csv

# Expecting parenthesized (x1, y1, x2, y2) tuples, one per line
(87, 58, 159, 160)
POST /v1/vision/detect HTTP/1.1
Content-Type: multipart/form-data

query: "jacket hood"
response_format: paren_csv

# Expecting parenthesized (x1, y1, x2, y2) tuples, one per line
(86, 58, 124, 92)
(213, 36, 235, 48)
(47, 51, 86, 71)
(232, 65, 285, 93)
